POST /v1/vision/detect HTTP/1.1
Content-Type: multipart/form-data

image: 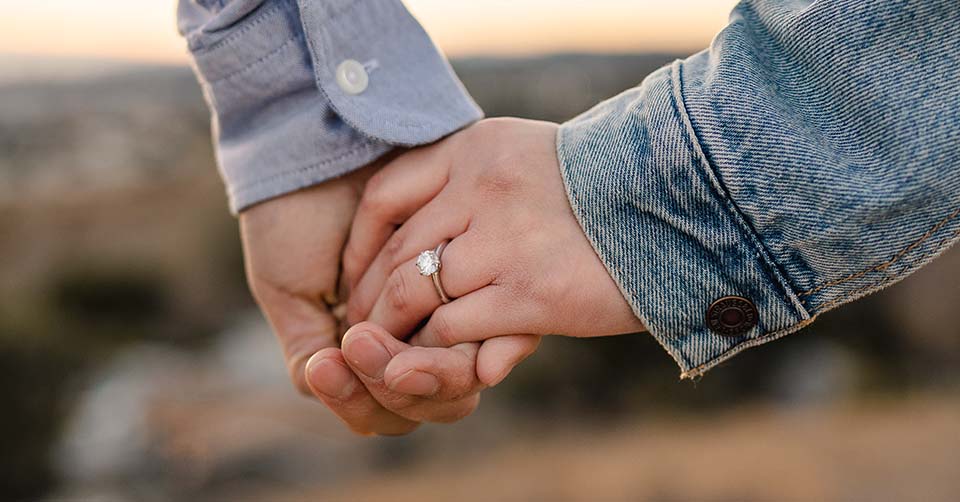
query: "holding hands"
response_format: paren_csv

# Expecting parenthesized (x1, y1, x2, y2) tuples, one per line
(185, 0, 956, 440)
(241, 118, 643, 436)
(345, 118, 643, 355)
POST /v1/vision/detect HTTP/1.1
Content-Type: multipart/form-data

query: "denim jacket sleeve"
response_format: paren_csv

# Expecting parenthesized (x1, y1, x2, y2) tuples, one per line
(177, 0, 482, 213)
(557, 0, 960, 377)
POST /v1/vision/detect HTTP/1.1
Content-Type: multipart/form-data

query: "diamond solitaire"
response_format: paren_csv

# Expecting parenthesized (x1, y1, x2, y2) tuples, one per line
(416, 250, 441, 276)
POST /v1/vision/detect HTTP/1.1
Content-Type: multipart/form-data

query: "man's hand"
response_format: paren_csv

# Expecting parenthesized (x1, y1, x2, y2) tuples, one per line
(240, 162, 412, 434)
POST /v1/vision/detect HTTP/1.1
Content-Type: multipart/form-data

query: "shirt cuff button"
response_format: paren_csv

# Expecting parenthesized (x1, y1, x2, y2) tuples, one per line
(336, 59, 369, 95)
(707, 296, 758, 336)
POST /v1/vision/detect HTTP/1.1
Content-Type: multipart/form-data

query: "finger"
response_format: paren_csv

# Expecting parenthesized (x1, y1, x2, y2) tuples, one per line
(411, 286, 539, 348)
(343, 145, 452, 291)
(383, 342, 485, 401)
(340, 322, 484, 423)
(363, 232, 499, 339)
(255, 287, 342, 397)
(347, 196, 470, 325)
(304, 348, 419, 436)
(476, 335, 541, 387)
(364, 255, 445, 340)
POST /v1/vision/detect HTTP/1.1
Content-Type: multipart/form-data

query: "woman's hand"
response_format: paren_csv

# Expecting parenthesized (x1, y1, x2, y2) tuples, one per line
(343, 118, 645, 372)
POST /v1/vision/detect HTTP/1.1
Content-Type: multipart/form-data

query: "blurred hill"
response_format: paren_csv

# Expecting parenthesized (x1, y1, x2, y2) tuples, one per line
(0, 66, 207, 200)
(0, 54, 958, 500)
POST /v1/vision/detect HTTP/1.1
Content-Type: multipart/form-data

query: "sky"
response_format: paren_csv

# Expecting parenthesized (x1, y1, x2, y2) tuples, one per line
(1, 0, 739, 64)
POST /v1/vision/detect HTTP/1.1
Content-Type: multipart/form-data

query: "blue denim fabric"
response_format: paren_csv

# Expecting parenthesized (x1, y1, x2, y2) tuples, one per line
(178, 0, 482, 213)
(558, 0, 960, 376)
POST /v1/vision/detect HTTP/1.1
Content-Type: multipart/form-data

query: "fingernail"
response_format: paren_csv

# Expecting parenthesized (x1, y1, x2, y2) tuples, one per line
(306, 356, 356, 400)
(342, 333, 391, 379)
(389, 370, 440, 396)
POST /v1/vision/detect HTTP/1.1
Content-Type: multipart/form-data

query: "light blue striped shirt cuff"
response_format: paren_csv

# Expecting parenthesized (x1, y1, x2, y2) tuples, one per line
(179, 0, 483, 213)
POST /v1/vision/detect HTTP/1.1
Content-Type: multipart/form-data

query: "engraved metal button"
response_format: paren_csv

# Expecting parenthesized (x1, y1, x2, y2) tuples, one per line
(706, 296, 758, 336)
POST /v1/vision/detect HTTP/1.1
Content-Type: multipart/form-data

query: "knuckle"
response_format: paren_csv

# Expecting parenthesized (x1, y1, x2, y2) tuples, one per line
(341, 244, 363, 283)
(427, 310, 457, 347)
(359, 175, 389, 216)
(382, 233, 406, 268)
(531, 272, 562, 309)
(385, 270, 410, 314)
(476, 151, 524, 191)
(509, 271, 537, 302)
(345, 298, 367, 325)
(478, 165, 521, 196)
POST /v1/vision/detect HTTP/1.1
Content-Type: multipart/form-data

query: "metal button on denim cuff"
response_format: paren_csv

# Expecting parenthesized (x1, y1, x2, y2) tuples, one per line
(707, 296, 758, 336)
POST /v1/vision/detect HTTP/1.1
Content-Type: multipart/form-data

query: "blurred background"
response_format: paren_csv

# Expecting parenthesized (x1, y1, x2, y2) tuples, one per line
(1, 1, 958, 500)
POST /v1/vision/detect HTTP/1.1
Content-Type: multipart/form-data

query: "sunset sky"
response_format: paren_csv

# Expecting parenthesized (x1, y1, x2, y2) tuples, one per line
(1, 0, 739, 63)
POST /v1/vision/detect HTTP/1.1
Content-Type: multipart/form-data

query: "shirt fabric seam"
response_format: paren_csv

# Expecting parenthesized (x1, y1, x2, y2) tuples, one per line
(302, 0, 450, 143)
(229, 143, 379, 194)
(189, 1, 289, 53)
(205, 34, 303, 85)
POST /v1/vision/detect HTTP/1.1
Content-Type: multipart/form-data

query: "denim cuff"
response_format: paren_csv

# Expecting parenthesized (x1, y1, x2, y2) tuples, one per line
(180, 0, 482, 213)
(557, 61, 812, 377)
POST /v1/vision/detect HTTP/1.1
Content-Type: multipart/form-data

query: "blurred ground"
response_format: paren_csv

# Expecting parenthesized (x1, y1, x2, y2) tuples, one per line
(1, 54, 959, 501)
(311, 398, 960, 502)
(47, 312, 960, 502)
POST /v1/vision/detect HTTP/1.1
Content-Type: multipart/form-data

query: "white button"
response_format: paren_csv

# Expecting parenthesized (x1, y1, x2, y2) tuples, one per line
(336, 59, 368, 95)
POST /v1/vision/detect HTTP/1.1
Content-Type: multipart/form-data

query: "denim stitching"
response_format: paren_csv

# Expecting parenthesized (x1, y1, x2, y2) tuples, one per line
(689, 207, 960, 378)
(206, 35, 302, 84)
(681, 316, 818, 379)
(798, 206, 960, 297)
(814, 224, 960, 313)
(670, 60, 810, 318)
(554, 126, 691, 371)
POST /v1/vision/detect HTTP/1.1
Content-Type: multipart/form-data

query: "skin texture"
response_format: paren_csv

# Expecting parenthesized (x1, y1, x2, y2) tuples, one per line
(239, 155, 539, 436)
(345, 118, 645, 359)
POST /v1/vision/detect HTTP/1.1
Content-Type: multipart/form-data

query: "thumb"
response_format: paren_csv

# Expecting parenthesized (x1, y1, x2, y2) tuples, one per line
(257, 286, 343, 397)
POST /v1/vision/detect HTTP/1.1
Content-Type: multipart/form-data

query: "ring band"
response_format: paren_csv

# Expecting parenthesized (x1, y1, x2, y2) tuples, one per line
(416, 241, 452, 304)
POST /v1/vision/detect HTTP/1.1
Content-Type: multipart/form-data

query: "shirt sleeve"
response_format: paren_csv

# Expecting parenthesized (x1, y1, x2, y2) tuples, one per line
(556, 0, 960, 377)
(178, 0, 482, 213)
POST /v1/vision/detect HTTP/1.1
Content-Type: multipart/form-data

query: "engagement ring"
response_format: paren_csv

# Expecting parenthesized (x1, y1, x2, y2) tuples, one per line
(417, 241, 452, 304)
